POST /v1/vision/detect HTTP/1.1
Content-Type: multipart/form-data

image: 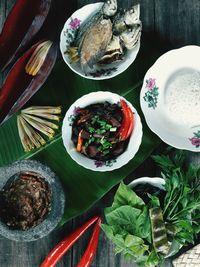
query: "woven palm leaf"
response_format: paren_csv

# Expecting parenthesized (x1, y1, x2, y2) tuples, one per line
(173, 244, 200, 267)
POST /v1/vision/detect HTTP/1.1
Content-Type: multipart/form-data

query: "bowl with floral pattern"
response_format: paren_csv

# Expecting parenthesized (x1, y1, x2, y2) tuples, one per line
(140, 46, 200, 152)
(62, 91, 143, 172)
(60, 2, 141, 80)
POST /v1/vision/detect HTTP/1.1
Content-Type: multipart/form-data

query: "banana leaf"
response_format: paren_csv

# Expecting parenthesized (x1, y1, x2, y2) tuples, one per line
(0, 37, 162, 225)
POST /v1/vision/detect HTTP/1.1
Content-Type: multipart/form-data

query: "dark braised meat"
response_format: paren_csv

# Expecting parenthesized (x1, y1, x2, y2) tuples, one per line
(0, 172, 51, 230)
(72, 101, 129, 161)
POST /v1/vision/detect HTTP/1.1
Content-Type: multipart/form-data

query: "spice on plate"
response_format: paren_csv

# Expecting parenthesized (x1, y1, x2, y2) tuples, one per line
(0, 171, 51, 230)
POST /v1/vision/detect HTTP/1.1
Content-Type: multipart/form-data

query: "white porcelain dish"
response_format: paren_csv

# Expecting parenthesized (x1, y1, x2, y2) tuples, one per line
(129, 176, 165, 190)
(62, 91, 143, 172)
(140, 46, 200, 152)
(60, 2, 141, 80)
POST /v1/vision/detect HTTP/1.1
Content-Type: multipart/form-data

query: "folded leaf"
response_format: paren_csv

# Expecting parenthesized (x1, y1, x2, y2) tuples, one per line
(113, 182, 145, 209)
(0, 0, 51, 70)
(0, 41, 57, 125)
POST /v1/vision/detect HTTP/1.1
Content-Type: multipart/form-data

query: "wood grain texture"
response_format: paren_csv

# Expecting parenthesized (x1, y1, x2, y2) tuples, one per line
(155, 0, 200, 47)
(0, 0, 200, 267)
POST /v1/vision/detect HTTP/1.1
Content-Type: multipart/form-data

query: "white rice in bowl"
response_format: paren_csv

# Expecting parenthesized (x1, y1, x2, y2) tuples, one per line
(164, 69, 200, 127)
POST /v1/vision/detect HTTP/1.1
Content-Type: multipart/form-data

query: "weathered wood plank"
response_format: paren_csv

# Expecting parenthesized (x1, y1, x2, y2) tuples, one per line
(0, 1, 200, 267)
(155, 0, 200, 47)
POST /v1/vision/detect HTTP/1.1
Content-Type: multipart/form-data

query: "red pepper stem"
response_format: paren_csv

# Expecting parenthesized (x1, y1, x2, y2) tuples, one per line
(40, 216, 99, 267)
(76, 217, 102, 267)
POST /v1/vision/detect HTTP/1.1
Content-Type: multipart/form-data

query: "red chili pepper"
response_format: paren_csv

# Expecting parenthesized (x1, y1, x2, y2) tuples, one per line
(77, 217, 101, 267)
(126, 103, 134, 139)
(118, 99, 134, 141)
(40, 216, 99, 267)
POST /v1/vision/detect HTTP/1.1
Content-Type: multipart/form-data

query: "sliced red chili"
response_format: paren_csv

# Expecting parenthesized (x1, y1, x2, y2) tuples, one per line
(118, 99, 134, 141)
(40, 216, 99, 267)
(77, 217, 101, 267)
(126, 103, 134, 139)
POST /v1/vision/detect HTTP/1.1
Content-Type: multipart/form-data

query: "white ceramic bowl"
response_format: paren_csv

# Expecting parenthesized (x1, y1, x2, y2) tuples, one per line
(129, 176, 165, 190)
(60, 2, 141, 80)
(140, 46, 200, 152)
(62, 91, 143, 172)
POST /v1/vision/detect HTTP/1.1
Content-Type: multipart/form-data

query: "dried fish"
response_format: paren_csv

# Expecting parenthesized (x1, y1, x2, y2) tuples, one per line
(102, 0, 118, 17)
(99, 35, 123, 64)
(80, 18, 113, 71)
(120, 23, 142, 50)
(113, 4, 141, 35)
(69, 0, 118, 72)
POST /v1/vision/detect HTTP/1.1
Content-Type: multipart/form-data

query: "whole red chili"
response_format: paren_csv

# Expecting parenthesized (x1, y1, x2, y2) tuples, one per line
(40, 216, 99, 267)
(77, 217, 101, 267)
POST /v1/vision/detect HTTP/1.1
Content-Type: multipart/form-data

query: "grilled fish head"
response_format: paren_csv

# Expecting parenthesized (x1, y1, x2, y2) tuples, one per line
(102, 0, 118, 17)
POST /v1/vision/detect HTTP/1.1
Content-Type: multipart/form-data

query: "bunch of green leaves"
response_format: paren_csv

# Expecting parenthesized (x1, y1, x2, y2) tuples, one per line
(101, 183, 163, 267)
(152, 151, 200, 246)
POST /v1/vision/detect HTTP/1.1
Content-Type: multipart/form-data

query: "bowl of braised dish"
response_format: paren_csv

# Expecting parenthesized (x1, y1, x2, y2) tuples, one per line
(62, 91, 143, 171)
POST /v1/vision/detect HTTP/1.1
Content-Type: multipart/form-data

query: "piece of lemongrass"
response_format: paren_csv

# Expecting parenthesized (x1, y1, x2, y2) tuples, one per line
(21, 114, 55, 139)
(25, 41, 53, 76)
(17, 116, 34, 152)
(22, 106, 62, 115)
(19, 116, 41, 149)
(20, 115, 47, 147)
(23, 113, 59, 129)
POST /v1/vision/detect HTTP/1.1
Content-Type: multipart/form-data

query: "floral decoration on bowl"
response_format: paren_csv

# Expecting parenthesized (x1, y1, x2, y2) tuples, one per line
(190, 130, 200, 148)
(143, 78, 159, 109)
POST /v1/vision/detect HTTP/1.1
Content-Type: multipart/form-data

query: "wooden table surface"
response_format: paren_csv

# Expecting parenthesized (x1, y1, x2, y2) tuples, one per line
(0, 0, 200, 266)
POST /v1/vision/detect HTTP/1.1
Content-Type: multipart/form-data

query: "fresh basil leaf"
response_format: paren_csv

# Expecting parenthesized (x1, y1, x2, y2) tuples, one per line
(113, 182, 145, 209)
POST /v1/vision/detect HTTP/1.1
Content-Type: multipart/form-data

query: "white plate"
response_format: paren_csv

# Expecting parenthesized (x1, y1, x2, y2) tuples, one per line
(60, 2, 141, 80)
(140, 46, 200, 152)
(62, 91, 143, 172)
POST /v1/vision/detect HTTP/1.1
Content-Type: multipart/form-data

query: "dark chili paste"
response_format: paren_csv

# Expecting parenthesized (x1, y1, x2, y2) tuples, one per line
(0, 171, 51, 230)
(72, 101, 130, 161)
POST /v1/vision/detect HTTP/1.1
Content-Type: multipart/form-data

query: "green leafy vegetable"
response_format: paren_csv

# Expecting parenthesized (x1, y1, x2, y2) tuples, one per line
(102, 151, 200, 267)
(152, 151, 200, 246)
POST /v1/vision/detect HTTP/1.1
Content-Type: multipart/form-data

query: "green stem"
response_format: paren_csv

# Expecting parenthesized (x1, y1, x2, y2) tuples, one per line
(167, 186, 184, 220)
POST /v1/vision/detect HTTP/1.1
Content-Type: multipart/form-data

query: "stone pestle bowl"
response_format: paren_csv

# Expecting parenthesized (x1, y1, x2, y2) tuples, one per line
(0, 160, 65, 242)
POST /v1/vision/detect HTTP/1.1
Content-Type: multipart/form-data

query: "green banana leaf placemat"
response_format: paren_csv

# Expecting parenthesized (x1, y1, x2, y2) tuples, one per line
(0, 37, 162, 225)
